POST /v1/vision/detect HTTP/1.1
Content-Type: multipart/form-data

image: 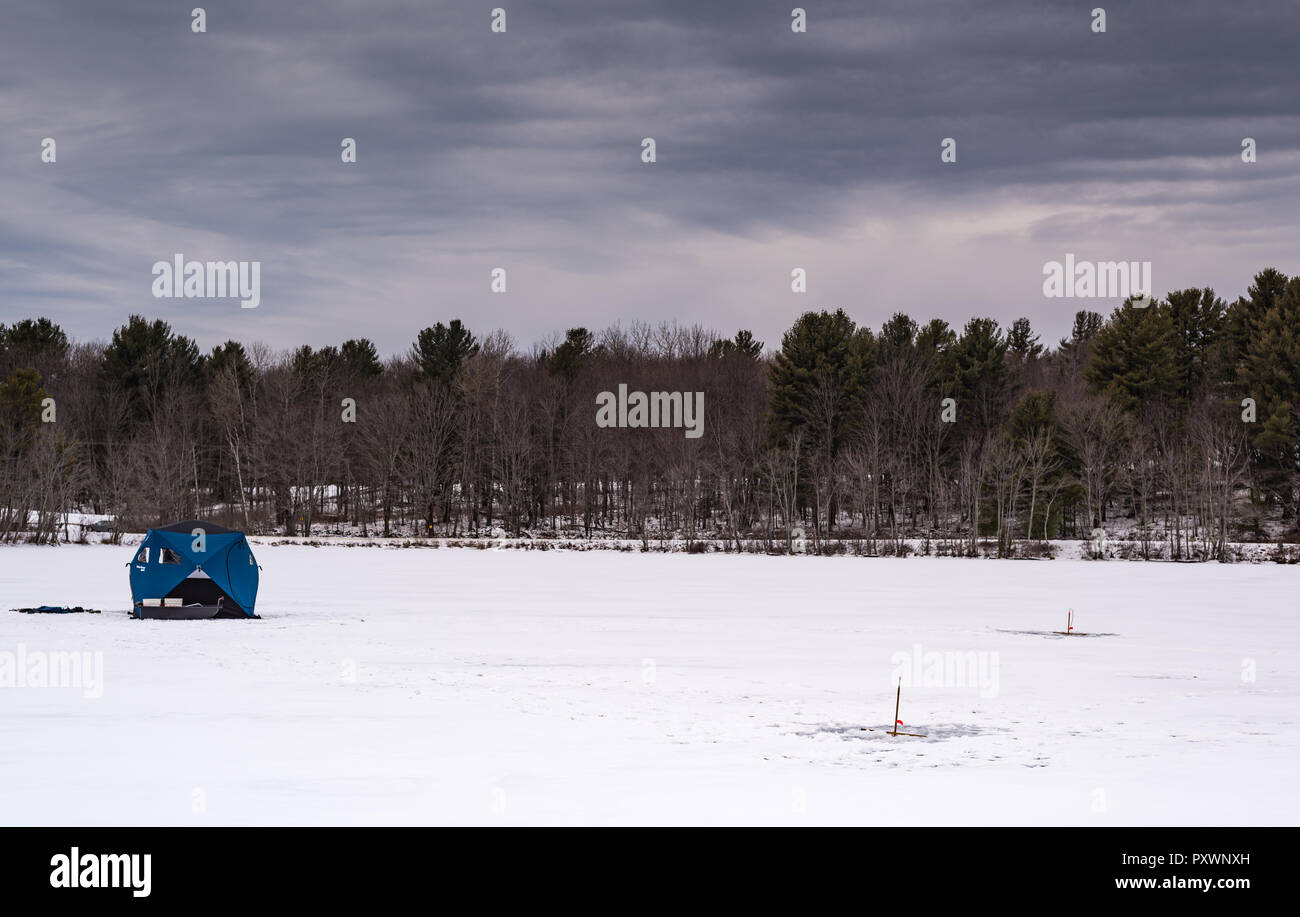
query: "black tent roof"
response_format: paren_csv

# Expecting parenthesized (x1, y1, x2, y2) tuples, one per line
(155, 519, 238, 535)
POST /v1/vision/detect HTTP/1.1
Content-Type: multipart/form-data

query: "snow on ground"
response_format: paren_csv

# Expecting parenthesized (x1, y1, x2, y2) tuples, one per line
(1, 544, 1296, 826)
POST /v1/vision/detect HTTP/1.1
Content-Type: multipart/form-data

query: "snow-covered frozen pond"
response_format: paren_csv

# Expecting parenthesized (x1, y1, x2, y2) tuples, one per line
(2, 544, 1296, 825)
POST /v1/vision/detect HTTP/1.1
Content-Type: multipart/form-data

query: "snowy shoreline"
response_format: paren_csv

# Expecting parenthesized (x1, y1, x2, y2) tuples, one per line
(10, 532, 1299, 565)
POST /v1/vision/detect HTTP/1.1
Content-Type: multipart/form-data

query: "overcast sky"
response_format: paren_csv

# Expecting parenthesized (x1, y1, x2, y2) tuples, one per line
(2, 0, 1298, 356)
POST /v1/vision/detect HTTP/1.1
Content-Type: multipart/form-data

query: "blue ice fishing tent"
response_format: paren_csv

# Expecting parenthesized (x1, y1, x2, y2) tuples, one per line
(128, 520, 260, 619)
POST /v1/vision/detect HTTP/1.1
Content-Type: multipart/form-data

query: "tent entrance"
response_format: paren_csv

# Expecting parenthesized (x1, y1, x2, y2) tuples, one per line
(161, 574, 248, 618)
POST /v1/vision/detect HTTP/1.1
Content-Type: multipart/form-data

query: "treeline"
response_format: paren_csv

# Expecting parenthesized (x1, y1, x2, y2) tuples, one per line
(1, 267, 1297, 556)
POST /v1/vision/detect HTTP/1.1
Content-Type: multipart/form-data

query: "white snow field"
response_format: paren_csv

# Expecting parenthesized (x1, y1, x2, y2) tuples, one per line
(1, 544, 1296, 826)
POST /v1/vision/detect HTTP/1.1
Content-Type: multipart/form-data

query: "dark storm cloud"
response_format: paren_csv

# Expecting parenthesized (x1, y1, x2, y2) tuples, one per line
(1, 0, 1297, 353)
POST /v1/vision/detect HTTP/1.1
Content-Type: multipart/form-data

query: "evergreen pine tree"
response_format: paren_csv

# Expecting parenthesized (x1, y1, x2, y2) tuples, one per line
(1084, 300, 1180, 412)
(1239, 277, 1300, 519)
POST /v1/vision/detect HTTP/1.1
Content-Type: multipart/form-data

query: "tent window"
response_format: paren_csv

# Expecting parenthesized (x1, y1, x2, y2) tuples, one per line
(159, 548, 182, 565)
(135, 547, 149, 564)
